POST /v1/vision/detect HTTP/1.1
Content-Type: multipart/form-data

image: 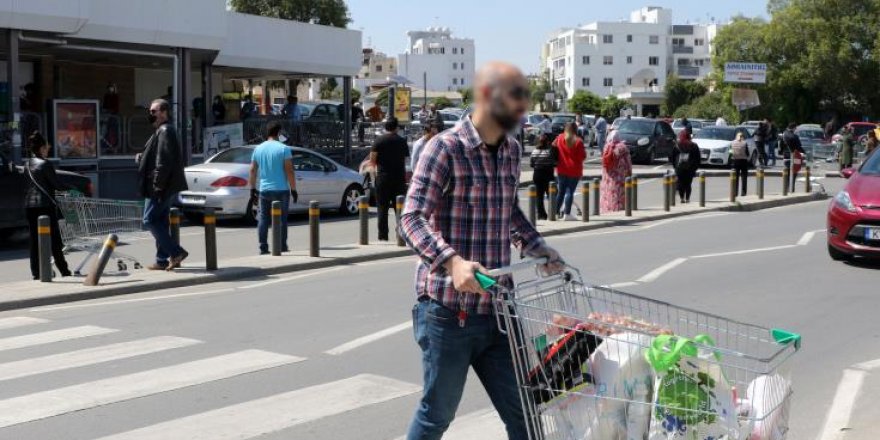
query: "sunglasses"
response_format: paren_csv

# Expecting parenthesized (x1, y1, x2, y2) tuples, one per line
(507, 86, 529, 101)
(149, 109, 160, 114)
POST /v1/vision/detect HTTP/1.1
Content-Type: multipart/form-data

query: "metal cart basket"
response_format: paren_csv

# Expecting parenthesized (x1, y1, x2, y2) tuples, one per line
(489, 258, 801, 440)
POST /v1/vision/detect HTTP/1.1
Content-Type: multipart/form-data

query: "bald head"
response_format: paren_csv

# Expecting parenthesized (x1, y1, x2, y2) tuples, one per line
(472, 61, 529, 134)
(474, 62, 526, 100)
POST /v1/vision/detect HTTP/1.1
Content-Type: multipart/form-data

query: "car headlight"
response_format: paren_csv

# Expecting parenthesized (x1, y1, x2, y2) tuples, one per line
(712, 145, 730, 153)
(834, 191, 857, 213)
(637, 137, 651, 147)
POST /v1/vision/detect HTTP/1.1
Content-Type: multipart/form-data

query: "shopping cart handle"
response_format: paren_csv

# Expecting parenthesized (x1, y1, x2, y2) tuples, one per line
(485, 257, 549, 279)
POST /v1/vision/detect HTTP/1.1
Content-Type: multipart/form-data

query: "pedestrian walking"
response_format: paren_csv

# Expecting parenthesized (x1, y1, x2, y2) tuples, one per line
(249, 121, 298, 255)
(530, 133, 557, 220)
(767, 118, 778, 167)
(600, 131, 632, 213)
(211, 95, 226, 126)
(754, 119, 769, 167)
(782, 123, 805, 187)
(594, 115, 608, 151)
(399, 61, 564, 440)
(240, 96, 256, 121)
(352, 99, 366, 145)
(671, 130, 701, 203)
(23, 131, 72, 280)
(137, 99, 189, 271)
(370, 117, 409, 241)
(866, 130, 879, 158)
(839, 125, 855, 171)
(281, 95, 302, 122)
(411, 117, 443, 171)
(554, 122, 586, 221)
(731, 132, 750, 196)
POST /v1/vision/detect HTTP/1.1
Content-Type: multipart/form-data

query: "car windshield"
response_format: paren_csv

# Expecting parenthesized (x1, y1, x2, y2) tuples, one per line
(695, 127, 737, 141)
(860, 150, 880, 175)
(439, 112, 458, 121)
(210, 147, 254, 164)
(617, 120, 655, 135)
(552, 115, 575, 124)
(852, 125, 877, 138)
(797, 130, 824, 140)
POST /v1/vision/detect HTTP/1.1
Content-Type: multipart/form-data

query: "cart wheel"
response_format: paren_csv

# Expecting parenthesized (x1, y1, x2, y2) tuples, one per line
(133, 262, 143, 270)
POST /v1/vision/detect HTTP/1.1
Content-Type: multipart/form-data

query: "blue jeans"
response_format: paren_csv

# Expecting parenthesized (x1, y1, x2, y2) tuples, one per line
(596, 131, 607, 150)
(257, 190, 290, 253)
(555, 176, 579, 216)
(767, 140, 778, 166)
(407, 301, 527, 440)
(143, 194, 185, 266)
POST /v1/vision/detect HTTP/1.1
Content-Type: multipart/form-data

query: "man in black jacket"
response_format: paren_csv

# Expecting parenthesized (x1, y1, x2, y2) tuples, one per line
(138, 99, 189, 271)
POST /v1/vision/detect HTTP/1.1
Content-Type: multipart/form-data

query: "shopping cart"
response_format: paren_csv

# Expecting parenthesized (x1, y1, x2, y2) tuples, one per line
(487, 258, 801, 440)
(56, 193, 147, 275)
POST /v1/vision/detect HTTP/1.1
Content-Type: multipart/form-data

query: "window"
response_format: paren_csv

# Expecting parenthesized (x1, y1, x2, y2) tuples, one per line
(461, 48, 465, 54)
(582, 55, 590, 65)
(566, 36, 572, 45)
(603, 56, 613, 65)
(694, 59, 706, 66)
(453, 78, 458, 85)
(695, 38, 705, 46)
(453, 62, 458, 70)
(627, 78, 632, 86)
(649, 35, 659, 44)
(627, 34, 633, 43)
(602, 34, 613, 44)
(582, 77, 590, 87)
(626, 56, 633, 64)
(460, 62, 464, 70)
(453, 47, 458, 54)
(461, 78, 465, 85)
(375, 65, 382, 72)
(292, 152, 333, 172)
(677, 58, 691, 66)
(603, 78, 613, 87)
(649, 56, 659, 66)
(672, 38, 684, 47)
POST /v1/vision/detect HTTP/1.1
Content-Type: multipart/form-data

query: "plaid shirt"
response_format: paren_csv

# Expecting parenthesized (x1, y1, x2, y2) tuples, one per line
(400, 117, 547, 315)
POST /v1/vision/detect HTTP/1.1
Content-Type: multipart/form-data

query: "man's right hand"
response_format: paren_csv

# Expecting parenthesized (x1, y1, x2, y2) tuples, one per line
(444, 255, 489, 295)
(250, 188, 258, 202)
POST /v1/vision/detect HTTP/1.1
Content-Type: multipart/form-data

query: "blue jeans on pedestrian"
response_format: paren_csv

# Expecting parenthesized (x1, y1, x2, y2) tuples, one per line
(767, 140, 778, 166)
(597, 131, 607, 151)
(257, 190, 290, 253)
(555, 176, 579, 216)
(407, 301, 527, 440)
(143, 194, 185, 266)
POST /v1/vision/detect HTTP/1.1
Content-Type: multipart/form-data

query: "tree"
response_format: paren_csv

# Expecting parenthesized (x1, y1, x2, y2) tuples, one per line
(331, 86, 361, 103)
(319, 77, 338, 100)
(458, 88, 474, 106)
(529, 77, 554, 112)
(673, 91, 740, 124)
(229, 0, 350, 28)
(600, 96, 629, 120)
(432, 97, 454, 110)
(375, 89, 389, 108)
(663, 75, 708, 116)
(567, 90, 603, 115)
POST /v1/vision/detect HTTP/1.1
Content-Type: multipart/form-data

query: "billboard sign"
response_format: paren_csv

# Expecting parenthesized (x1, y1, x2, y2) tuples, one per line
(724, 62, 767, 84)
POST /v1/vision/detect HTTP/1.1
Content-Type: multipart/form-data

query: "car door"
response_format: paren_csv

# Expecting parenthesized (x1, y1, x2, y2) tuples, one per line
(657, 122, 677, 158)
(290, 151, 335, 208)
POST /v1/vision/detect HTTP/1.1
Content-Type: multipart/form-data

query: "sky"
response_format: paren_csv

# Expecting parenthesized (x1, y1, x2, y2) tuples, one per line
(345, 0, 769, 74)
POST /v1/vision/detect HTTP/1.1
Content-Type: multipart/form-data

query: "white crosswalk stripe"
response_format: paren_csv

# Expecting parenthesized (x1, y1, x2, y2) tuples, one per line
(0, 317, 49, 330)
(392, 408, 507, 440)
(95, 374, 421, 440)
(0, 349, 304, 429)
(0, 336, 201, 382)
(0, 325, 117, 352)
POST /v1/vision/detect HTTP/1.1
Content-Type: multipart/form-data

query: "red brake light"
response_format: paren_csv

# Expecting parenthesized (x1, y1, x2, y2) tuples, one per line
(210, 176, 248, 187)
(85, 182, 94, 197)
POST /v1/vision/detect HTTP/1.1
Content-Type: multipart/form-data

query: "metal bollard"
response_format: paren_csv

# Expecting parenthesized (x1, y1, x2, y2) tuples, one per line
(169, 207, 181, 246)
(782, 165, 790, 196)
(805, 166, 812, 193)
(271, 200, 283, 256)
(395, 195, 405, 247)
(625, 177, 633, 217)
(729, 169, 737, 203)
(84, 234, 117, 286)
(757, 167, 765, 200)
(37, 215, 52, 282)
(580, 181, 589, 223)
(528, 184, 537, 225)
(204, 208, 217, 271)
(663, 171, 671, 212)
(699, 171, 706, 207)
(591, 178, 600, 217)
(548, 181, 558, 221)
(671, 174, 677, 207)
(632, 176, 639, 211)
(358, 195, 369, 245)
(309, 201, 320, 257)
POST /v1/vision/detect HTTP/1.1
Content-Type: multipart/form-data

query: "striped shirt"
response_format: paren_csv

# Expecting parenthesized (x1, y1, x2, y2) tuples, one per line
(400, 116, 547, 315)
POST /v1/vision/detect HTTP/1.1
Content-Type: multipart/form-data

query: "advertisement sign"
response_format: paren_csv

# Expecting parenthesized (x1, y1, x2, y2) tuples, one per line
(724, 62, 767, 84)
(203, 123, 244, 157)
(53, 100, 99, 159)
(395, 87, 412, 122)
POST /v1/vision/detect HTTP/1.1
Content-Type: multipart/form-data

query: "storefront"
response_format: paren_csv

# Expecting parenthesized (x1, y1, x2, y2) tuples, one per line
(0, 0, 360, 198)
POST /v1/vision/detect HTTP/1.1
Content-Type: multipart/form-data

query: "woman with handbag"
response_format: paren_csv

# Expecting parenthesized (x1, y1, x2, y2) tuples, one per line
(24, 131, 72, 280)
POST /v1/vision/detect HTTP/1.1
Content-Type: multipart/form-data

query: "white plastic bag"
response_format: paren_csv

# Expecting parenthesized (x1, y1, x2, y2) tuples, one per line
(589, 332, 655, 439)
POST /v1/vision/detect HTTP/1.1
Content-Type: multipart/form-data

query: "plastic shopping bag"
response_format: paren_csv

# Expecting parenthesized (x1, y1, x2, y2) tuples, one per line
(744, 374, 790, 440)
(645, 335, 740, 440)
(528, 323, 603, 405)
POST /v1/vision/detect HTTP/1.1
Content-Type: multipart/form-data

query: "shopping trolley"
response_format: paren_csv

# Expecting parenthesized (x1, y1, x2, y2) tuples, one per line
(485, 258, 801, 440)
(56, 193, 147, 275)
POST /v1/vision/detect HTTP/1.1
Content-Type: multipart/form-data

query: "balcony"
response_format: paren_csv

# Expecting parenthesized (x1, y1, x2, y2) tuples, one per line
(672, 46, 694, 54)
(553, 68, 567, 79)
(677, 66, 701, 77)
(672, 25, 694, 36)
(550, 46, 567, 59)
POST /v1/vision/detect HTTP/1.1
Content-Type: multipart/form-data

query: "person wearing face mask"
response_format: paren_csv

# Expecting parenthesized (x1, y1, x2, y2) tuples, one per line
(137, 99, 189, 271)
(400, 61, 565, 440)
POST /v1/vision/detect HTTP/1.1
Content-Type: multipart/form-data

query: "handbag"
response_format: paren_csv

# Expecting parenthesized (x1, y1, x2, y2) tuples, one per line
(25, 160, 65, 220)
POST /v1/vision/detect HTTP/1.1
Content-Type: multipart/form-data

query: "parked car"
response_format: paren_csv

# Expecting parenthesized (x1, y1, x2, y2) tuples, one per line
(827, 152, 880, 261)
(358, 145, 413, 205)
(409, 110, 459, 132)
(177, 146, 365, 223)
(796, 125, 835, 161)
(831, 122, 878, 144)
(672, 119, 704, 136)
(611, 116, 650, 132)
(616, 118, 677, 165)
(694, 126, 758, 167)
(0, 154, 93, 231)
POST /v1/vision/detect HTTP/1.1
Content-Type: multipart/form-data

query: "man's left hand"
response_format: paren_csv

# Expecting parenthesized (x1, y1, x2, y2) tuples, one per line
(528, 245, 565, 276)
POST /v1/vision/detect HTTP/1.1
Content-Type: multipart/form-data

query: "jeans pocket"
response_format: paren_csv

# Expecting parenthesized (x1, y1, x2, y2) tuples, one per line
(413, 303, 429, 350)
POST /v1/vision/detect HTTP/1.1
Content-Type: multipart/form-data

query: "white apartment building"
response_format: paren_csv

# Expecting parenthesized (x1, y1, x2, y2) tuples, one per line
(542, 7, 721, 116)
(397, 27, 475, 92)
(353, 48, 398, 94)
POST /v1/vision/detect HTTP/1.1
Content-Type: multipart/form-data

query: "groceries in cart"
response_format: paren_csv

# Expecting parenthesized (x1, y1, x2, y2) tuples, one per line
(492, 259, 800, 440)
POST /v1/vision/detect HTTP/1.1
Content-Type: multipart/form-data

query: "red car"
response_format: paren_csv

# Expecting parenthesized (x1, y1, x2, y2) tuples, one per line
(827, 151, 880, 261)
(831, 122, 878, 143)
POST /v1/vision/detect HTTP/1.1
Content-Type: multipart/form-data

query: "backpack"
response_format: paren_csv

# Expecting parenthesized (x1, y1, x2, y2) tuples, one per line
(675, 146, 694, 171)
(731, 141, 749, 160)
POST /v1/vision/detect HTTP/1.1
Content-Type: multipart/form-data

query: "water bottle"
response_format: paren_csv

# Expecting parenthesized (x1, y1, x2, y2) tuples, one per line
(626, 381, 651, 440)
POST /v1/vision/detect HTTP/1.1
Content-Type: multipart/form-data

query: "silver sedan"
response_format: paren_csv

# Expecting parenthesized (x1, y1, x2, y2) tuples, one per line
(177, 146, 366, 223)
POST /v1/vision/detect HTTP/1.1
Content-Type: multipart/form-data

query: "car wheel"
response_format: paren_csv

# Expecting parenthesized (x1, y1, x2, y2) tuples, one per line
(339, 184, 365, 215)
(827, 244, 852, 262)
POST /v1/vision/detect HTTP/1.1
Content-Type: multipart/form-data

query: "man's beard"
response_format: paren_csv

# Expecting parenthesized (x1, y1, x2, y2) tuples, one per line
(490, 98, 520, 132)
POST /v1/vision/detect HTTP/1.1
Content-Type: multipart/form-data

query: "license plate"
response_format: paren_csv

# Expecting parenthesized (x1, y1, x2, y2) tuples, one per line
(180, 195, 206, 205)
(866, 228, 880, 241)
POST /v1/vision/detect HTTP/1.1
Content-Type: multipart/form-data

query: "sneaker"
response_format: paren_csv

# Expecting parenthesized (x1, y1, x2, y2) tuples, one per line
(564, 214, 577, 222)
(537, 215, 548, 221)
(166, 250, 189, 271)
(146, 263, 169, 271)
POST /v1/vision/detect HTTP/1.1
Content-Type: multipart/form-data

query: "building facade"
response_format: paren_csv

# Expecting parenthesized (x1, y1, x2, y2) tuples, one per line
(670, 23, 719, 81)
(397, 27, 474, 92)
(353, 48, 398, 94)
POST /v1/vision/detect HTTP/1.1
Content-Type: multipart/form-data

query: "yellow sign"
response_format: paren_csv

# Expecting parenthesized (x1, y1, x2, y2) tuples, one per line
(395, 88, 411, 122)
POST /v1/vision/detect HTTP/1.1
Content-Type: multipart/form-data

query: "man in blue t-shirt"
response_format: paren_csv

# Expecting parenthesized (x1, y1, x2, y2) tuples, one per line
(248, 121, 298, 254)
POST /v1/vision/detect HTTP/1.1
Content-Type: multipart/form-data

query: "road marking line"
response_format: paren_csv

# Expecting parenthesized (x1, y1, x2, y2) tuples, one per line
(324, 321, 412, 356)
(0, 317, 49, 330)
(605, 281, 640, 289)
(690, 245, 797, 259)
(637, 258, 687, 283)
(554, 213, 731, 239)
(0, 349, 304, 429)
(95, 374, 421, 440)
(818, 369, 867, 440)
(0, 326, 117, 352)
(240, 266, 347, 289)
(797, 229, 826, 246)
(393, 407, 506, 440)
(0, 336, 201, 382)
(30, 289, 235, 312)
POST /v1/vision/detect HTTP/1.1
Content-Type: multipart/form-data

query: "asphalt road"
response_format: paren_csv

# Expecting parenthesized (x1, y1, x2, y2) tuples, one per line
(0, 178, 876, 439)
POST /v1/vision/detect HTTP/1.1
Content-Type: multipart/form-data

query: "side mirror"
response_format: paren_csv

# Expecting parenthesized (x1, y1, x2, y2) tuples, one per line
(841, 168, 855, 179)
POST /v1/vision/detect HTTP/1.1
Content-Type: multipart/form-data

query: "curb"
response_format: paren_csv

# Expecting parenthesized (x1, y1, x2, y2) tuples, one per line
(0, 193, 827, 312)
(518, 169, 836, 188)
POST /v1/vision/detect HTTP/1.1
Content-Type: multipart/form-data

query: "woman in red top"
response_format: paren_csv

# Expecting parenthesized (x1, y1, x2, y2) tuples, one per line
(554, 122, 586, 220)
